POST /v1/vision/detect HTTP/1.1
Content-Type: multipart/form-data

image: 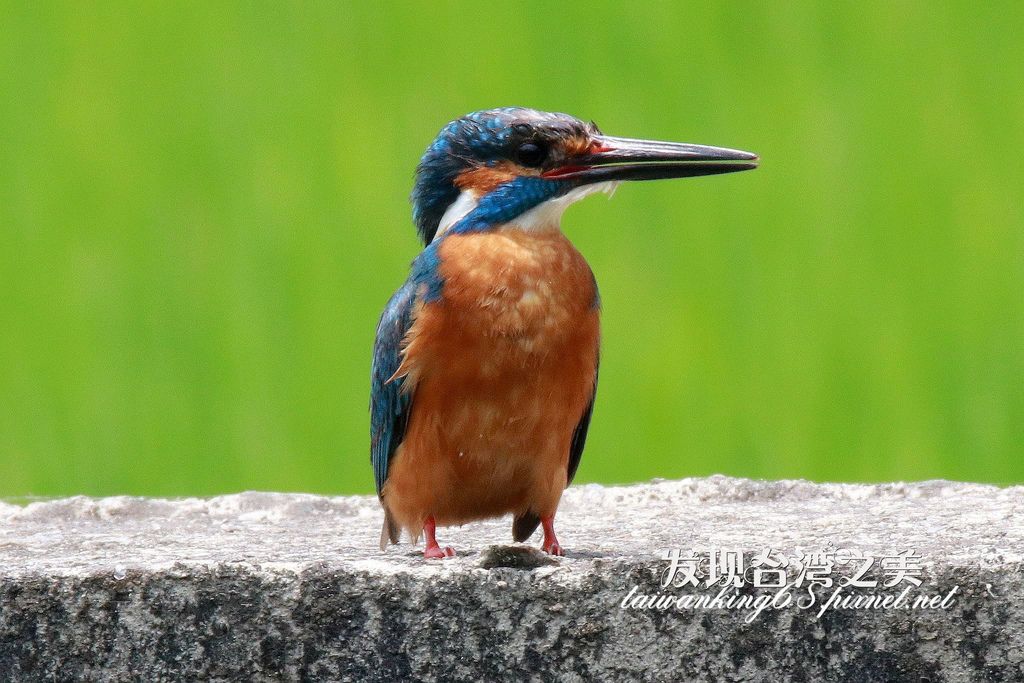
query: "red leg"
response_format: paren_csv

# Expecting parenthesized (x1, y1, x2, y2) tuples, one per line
(422, 516, 455, 559)
(541, 516, 564, 556)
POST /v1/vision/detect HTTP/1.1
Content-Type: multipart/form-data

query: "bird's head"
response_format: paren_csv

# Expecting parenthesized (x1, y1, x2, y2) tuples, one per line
(410, 107, 758, 245)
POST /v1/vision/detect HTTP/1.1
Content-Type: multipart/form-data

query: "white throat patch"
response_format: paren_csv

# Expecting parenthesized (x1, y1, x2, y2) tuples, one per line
(513, 181, 619, 232)
(434, 182, 619, 238)
(435, 190, 479, 237)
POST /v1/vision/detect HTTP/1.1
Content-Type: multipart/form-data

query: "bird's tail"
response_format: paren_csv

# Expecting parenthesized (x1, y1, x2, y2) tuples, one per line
(379, 507, 400, 551)
(512, 511, 541, 543)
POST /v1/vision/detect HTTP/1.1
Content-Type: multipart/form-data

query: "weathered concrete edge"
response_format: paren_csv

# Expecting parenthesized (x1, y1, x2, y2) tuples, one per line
(1, 476, 1023, 681)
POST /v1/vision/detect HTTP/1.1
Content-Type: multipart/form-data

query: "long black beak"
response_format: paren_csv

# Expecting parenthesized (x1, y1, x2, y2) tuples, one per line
(545, 135, 758, 183)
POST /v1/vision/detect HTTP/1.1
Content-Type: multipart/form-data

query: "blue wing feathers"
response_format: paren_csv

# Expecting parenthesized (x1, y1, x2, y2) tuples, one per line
(370, 279, 417, 496)
(370, 242, 446, 499)
(566, 362, 598, 485)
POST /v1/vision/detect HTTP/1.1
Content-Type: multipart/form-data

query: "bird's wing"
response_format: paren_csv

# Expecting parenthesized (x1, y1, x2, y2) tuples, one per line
(370, 279, 418, 497)
(566, 360, 598, 485)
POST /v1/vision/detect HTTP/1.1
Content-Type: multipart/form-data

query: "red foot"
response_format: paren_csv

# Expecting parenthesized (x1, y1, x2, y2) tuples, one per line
(543, 540, 564, 556)
(424, 544, 456, 559)
(541, 516, 564, 556)
(422, 515, 456, 560)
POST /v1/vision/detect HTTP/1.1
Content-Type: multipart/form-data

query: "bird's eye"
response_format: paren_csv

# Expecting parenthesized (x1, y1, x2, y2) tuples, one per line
(515, 141, 548, 167)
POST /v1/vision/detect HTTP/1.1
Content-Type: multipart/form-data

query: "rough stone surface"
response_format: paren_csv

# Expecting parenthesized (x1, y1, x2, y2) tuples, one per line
(0, 476, 1022, 681)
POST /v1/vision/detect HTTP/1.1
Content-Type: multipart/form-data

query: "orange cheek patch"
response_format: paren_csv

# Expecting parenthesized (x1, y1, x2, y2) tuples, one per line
(455, 163, 519, 194)
(560, 135, 604, 157)
(542, 136, 607, 177)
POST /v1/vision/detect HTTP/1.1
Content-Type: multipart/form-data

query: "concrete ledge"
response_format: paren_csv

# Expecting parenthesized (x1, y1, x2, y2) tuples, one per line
(1, 476, 1022, 681)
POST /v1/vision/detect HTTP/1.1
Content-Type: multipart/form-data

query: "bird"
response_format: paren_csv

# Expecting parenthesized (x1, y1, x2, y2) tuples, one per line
(370, 107, 757, 559)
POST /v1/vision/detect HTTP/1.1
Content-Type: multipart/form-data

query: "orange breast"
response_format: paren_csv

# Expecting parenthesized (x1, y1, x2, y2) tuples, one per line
(384, 228, 600, 536)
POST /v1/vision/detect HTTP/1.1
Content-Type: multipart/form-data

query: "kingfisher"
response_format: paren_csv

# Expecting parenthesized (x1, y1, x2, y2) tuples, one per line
(371, 107, 757, 558)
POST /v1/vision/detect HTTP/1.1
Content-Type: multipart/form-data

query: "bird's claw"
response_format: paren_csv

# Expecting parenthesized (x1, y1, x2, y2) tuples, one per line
(540, 516, 563, 556)
(424, 545, 456, 559)
(542, 541, 564, 556)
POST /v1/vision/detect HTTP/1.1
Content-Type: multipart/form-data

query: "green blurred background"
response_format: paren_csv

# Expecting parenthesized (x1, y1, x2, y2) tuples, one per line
(2, 2, 1022, 498)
